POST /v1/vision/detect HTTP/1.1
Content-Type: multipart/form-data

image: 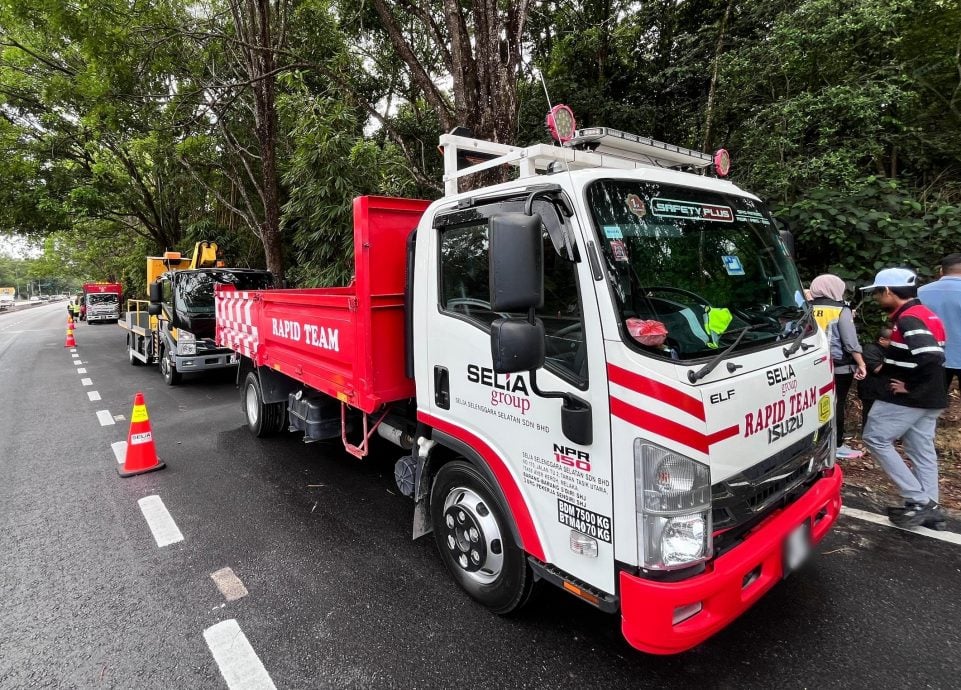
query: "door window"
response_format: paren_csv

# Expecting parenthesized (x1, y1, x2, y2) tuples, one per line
(439, 219, 588, 385)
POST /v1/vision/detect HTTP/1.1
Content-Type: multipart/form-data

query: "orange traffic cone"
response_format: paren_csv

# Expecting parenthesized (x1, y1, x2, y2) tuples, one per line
(65, 324, 76, 348)
(118, 392, 166, 477)
(67, 314, 74, 327)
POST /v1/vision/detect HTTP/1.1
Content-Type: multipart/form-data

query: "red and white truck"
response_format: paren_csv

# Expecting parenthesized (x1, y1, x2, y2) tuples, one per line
(216, 124, 842, 654)
(82, 282, 122, 323)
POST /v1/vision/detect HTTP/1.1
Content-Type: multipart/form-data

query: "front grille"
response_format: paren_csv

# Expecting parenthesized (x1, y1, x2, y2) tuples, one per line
(711, 424, 830, 555)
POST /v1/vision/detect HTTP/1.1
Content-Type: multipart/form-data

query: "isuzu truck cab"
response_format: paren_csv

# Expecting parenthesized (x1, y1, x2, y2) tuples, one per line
(218, 120, 842, 654)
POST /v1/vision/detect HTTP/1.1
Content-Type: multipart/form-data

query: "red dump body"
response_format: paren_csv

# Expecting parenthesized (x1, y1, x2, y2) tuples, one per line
(216, 196, 430, 414)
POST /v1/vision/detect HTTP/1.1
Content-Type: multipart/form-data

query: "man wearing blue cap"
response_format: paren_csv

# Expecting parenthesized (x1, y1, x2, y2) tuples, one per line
(861, 267, 948, 528)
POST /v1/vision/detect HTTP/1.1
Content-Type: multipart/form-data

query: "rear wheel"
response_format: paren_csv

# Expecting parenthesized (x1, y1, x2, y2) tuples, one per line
(243, 371, 286, 437)
(159, 345, 182, 385)
(430, 460, 534, 614)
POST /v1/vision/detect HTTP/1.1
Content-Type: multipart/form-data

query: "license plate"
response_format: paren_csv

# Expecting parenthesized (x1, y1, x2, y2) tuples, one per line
(783, 521, 812, 576)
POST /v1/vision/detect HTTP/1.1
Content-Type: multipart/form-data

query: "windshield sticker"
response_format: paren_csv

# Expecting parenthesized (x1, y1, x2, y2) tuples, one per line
(626, 194, 647, 218)
(651, 198, 734, 222)
(603, 225, 623, 240)
(722, 255, 745, 275)
(610, 239, 629, 262)
(735, 209, 771, 225)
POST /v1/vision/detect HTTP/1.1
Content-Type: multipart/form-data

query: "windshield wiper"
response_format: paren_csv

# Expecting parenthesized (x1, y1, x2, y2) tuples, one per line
(687, 325, 760, 383)
(782, 304, 816, 357)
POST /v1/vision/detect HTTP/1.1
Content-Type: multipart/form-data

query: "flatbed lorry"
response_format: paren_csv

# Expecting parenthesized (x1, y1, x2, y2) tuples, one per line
(216, 123, 842, 654)
(122, 241, 272, 384)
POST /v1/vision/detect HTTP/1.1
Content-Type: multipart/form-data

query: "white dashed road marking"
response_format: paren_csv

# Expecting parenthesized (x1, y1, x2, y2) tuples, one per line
(87, 391, 101, 401)
(81, 378, 92, 386)
(111, 441, 127, 464)
(70, 348, 77, 353)
(204, 619, 277, 690)
(841, 506, 961, 546)
(211, 567, 249, 602)
(137, 495, 184, 547)
(96, 410, 115, 426)
(77, 367, 87, 374)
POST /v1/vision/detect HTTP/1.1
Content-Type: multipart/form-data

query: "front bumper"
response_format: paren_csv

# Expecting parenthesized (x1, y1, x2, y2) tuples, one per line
(174, 350, 238, 371)
(620, 466, 842, 655)
(87, 313, 119, 322)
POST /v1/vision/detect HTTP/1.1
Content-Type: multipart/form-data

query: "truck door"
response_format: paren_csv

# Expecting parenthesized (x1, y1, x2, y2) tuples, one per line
(424, 202, 616, 596)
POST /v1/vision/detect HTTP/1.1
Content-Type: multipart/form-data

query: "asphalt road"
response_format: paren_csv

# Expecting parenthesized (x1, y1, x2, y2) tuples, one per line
(1, 303, 960, 688)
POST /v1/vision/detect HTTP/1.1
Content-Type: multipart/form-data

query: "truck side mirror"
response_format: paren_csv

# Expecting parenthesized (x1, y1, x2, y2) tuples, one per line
(149, 282, 163, 303)
(490, 318, 545, 374)
(489, 213, 543, 311)
(147, 302, 162, 316)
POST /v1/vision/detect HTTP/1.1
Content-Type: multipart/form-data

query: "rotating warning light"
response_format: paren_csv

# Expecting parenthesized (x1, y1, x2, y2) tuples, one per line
(713, 148, 731, 177)
(546, 105, 577, 144)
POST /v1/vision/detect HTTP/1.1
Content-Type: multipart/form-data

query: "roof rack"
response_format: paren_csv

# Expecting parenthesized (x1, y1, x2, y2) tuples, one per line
(439, 127, 712, 195)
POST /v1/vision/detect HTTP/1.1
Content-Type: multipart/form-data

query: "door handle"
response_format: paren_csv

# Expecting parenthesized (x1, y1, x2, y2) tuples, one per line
(434, 366, 450, 409)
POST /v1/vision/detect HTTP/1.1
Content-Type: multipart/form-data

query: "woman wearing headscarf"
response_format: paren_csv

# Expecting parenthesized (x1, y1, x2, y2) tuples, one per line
(810, 274, 868, 459)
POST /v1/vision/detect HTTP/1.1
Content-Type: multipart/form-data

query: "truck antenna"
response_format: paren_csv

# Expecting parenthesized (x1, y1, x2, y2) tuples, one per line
(537, 68, 554, 112)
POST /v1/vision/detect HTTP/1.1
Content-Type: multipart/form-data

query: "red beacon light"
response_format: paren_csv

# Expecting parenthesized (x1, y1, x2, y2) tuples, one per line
(713, 148, 731, 177)
(546, 105, 577, 144)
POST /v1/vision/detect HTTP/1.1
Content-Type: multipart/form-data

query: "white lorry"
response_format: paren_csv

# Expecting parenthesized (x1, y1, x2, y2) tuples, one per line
(217, 118, 842, 654)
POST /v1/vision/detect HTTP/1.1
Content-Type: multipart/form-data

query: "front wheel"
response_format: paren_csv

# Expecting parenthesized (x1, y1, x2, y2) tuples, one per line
(159, 346, 182, 385)
(430, 461, 534, 614)
(243, 371, 286, 437)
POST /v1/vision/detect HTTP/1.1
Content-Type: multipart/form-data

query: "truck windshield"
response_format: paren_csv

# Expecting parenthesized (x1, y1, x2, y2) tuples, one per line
(88, 294, 118, 305)
(175, 271, 273, 315)
(586, 180, 805, 360)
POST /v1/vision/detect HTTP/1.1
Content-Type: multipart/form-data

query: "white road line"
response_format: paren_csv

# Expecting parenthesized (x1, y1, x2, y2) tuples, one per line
(841, 506, 961, 546)
(70, 348, 77, 353)
(96, 410, 115, 426)
(204, 620, 276, 690)
(77, 367, 87, 374)
(87, 391, 101, 401)
(81, 378, 92, 386)
(211, 567, 249, 602)
(137, 495, 184, 547)
(111, 441, 127, 464)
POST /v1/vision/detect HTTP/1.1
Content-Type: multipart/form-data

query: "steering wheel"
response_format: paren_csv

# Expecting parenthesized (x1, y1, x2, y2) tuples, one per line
(638, 285, 713, 311)
(446, 297, 510, 321)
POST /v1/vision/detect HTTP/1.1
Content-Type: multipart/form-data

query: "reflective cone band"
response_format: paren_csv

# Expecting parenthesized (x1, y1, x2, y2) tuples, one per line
(118, 391, 166, 477)
(65, 325, 76, 348)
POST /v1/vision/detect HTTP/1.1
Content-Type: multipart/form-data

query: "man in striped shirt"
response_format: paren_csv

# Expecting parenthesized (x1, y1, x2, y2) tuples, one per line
(861, 268, 948, 528)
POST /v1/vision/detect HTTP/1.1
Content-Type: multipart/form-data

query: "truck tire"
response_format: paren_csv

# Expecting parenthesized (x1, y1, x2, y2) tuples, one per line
(430, 460, 534, 614)
(243, 371, 286, 437)
(159, 346, 182, 385)
(127, 335, 141, 366)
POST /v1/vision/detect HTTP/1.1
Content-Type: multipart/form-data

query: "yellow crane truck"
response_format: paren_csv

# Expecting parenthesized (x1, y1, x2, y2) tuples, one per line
(120, 241, 273, 385)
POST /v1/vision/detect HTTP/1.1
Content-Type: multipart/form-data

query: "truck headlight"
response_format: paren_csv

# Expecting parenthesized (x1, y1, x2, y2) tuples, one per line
(177, 330, 196, 356)
(635, 441, 712, 570)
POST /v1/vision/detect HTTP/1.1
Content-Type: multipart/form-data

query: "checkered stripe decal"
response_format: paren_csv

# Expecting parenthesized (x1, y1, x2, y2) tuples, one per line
(216, 291, 259, 359)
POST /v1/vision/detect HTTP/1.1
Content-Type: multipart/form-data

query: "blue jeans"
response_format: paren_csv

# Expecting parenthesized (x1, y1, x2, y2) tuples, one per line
(862, 401, 943, 504)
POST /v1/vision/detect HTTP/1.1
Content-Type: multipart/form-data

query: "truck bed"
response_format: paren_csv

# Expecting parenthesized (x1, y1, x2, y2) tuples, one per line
(216, 196, 430, 414)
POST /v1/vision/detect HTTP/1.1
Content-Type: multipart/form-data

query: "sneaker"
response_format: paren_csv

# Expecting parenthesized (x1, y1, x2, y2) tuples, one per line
(890, 501, 946, 528)
(835, 444, 864, 460)
(885, 501, 921, 519)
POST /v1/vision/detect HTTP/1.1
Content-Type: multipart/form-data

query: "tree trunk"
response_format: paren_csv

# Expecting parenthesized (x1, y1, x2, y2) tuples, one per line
(702, 0, 734, 153)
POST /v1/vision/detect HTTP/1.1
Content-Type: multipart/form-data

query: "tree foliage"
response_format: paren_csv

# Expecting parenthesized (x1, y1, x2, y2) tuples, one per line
(0, 0, 957, 295)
